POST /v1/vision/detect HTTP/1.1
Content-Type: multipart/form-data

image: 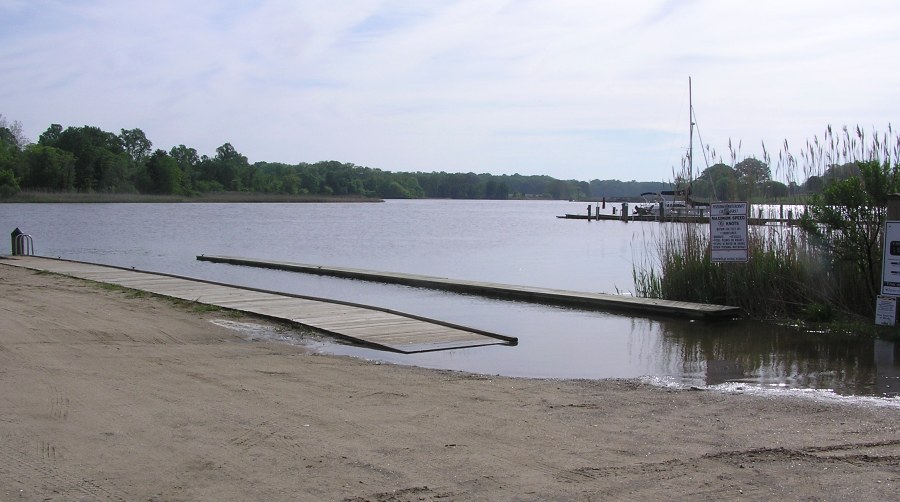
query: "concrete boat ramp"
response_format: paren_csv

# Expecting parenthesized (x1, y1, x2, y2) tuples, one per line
(1, 255, 516, 354)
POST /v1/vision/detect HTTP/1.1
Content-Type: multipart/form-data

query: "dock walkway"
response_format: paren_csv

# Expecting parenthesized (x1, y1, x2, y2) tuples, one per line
(197, 255, 741, 320)
(1, 255, 516, 353)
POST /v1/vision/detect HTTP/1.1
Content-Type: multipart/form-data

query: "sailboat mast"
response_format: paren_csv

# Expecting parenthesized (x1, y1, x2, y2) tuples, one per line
(688, 76, 693, 180)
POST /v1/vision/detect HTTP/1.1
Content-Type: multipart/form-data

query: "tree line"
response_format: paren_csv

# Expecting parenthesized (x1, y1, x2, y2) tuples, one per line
(0, 121, 603, 200)
(680, 158, 861, 202)
(0, 117, 832, 201)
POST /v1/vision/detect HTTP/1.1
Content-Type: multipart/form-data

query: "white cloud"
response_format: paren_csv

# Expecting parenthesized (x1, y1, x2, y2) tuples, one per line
(2, 0, 900, 181)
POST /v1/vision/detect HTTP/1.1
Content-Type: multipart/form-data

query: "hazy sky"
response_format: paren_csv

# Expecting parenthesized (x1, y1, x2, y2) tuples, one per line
(2, 0, 899, 182)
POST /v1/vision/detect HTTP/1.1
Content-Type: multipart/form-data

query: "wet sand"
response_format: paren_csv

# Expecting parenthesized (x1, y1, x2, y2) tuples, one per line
(1, 262, 898, 501)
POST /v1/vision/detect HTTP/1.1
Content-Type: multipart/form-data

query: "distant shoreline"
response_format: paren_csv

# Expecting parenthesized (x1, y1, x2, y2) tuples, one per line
(1, 191, 384, 203)
(0, 192, 638, 204)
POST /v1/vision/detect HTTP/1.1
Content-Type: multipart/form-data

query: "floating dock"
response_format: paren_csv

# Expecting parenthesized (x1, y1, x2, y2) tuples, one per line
(197, 255, 742, 320)
(1, 255, 516, 353)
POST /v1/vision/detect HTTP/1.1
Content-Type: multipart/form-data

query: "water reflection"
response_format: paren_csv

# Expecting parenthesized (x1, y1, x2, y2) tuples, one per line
(658, 320, 900, 397)
(267, 282, 900, 399)
(4, 200, 900, 399)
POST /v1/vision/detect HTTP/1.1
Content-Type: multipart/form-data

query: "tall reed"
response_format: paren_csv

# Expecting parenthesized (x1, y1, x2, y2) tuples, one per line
(634, 222, 841, 319)
(635, 124, 900, 321)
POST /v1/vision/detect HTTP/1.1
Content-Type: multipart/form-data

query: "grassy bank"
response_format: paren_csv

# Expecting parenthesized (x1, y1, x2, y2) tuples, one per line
(1, 191, 383, 203)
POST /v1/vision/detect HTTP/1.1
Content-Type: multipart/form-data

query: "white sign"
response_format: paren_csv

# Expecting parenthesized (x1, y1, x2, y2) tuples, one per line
(881, 221, 900, 296)
(876, 295, 897, 325)
(710, 202, 749, 263)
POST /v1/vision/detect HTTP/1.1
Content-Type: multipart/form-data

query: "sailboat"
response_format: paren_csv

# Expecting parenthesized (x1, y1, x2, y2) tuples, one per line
(633, 77, 708, 218)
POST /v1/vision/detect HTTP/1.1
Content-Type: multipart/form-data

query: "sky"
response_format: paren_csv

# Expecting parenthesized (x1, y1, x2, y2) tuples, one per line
(2, 0, 900, 183)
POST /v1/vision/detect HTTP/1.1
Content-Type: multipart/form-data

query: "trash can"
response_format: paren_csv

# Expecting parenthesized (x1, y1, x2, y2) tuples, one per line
(10, 227, 22, 255)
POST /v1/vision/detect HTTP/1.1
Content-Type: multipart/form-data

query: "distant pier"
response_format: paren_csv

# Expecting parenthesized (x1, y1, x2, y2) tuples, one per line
(557, 213, 800, 225)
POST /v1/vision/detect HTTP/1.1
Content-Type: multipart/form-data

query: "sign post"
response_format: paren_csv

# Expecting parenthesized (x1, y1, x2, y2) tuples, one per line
(877, 220, 900, 325)
(876, 296, 898, 326)
(710, 202, 749, 263)
(881, 221, 900, 296)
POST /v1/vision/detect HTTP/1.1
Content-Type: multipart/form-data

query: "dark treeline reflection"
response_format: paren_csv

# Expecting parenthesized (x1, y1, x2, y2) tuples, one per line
(657, 320, 900, 397)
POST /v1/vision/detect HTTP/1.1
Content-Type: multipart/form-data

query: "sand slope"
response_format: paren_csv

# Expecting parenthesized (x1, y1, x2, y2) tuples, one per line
(1, 262, 898, 501)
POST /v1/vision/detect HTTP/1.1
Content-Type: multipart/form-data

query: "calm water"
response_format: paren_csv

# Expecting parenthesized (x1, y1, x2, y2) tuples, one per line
(2, 200, 898, 401)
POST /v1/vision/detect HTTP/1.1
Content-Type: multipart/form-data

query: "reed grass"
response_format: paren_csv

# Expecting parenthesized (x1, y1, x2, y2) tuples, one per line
(634, 222, 848, 320)
(635, 124, 900, 321)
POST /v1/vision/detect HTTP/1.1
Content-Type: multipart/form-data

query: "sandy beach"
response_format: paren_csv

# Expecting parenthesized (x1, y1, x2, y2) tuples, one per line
(1, 262, 898, 501)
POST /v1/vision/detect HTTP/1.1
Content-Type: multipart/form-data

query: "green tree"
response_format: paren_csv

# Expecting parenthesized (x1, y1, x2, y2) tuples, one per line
(119, 128, 152, 166)
(822, 162, 860, 183)
(694, 163, 737, 201)
(281, 173, 301, 194)
(0, 168, 19, 197)
(49, 126, 129, 191)
(141, 149, 182, 194)
(762, 180, 788, 199)
(22, 144, 75, 190)
(0, 114, 29, 149)
(170, 144, 200, 193)
(484, 179, 509, 199)
(381, 181, 411, 198)
(803, 175, 824, 194)
(38, 124, 63, 146)
(204, 143, 249, 190)
(297, 166, 322, 194)
(0, 126, 24, 181)
(799, 159, 900, 315)
(734, 157, 771, 199)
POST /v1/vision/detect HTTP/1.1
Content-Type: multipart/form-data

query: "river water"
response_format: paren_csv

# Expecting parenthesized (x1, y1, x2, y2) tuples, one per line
(2, 199, 898, 401)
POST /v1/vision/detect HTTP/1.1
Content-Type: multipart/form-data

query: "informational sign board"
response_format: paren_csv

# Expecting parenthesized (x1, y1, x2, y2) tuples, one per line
(710, 202, 749, 263)
(881, 221, 900, 296)
(875, 295, 898, 326)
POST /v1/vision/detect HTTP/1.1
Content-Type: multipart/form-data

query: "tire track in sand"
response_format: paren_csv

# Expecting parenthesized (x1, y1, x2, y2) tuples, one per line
(0, 439, 127, 501)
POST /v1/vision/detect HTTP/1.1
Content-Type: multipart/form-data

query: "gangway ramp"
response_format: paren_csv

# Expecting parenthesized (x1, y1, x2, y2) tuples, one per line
(1, 256, 516, 353)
